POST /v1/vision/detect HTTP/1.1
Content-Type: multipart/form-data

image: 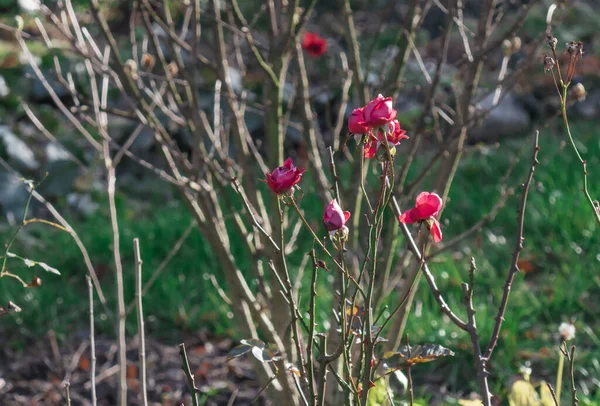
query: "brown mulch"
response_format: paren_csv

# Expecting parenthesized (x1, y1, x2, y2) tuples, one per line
(0, 332, 266, 406)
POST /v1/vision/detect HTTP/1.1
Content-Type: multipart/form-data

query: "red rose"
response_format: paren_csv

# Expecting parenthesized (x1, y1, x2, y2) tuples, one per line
(323, 199, 351, 232)
(363, 94, 397, 127)
(265, 158, 306, 194)
(302, 32, 327, 57)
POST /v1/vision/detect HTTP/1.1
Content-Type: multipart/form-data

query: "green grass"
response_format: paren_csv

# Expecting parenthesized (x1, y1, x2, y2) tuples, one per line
(2, 120, 600, 403)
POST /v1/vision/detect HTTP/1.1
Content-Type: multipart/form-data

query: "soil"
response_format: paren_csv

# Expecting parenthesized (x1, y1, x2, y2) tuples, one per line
(0, 332, 266, 406)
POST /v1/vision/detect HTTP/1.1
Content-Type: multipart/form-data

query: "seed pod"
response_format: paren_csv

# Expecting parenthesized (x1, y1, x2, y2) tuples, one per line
(140, 53, 155, 71)
(167, 62, 179, 77)
(543, 54, 555, 72)
(570, 83, 586, 102)
(124, 59, 139, 81)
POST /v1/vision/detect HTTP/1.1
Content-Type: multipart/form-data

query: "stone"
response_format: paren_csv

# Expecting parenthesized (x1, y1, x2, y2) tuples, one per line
(469, 92, 532, 142)
(0, 126, 39, 171)
(0, 170, 31, 220)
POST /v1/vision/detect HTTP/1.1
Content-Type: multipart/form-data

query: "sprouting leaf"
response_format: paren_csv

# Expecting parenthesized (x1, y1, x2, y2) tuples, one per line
(382, 344, 455, 371)
(37, 262, 60, 275)
(508, 379, 541, 406)
(6, 252, 61, 275)
(366, 377, 388, 406)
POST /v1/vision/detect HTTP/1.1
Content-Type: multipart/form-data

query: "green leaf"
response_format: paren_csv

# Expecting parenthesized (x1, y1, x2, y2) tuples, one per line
(366, 377, 389, 406)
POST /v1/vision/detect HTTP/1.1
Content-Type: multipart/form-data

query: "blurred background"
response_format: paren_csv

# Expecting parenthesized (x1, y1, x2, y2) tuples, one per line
(0, 0, 600, 405)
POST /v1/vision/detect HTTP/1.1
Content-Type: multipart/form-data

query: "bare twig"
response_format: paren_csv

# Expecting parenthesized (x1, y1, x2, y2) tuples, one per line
(126, 221, 195, 315)
(134, 238, 148, 406)
(86, 276, 97, 406)
(63, 381, 71, 406)
(103, 140, 127, 406)
(462, 258, 492, 405)
(484, 131, 540, 361)
(546, 383, 560, 406)
(179, 343, 200, 406)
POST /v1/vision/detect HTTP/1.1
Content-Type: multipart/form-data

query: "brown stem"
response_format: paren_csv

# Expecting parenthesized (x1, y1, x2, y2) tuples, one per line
(484, 131, 540, 361)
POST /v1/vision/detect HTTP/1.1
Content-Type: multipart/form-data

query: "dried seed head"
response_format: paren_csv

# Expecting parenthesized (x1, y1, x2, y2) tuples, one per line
(27, 276, 42, 288)
(558, 322, 575, 341)
(570, 83, 586, 102)
(511, 37, 522, 53)
(565, 40, 583, 56)
(502, 39, 512, 56)
(124, 59, 139, 80)
(140, 53, 155, 70)
(167, 61, 179, 77)
(546, 34, 558, 50)
(503, 37, 522, 56)
(543, 54, 555, 72)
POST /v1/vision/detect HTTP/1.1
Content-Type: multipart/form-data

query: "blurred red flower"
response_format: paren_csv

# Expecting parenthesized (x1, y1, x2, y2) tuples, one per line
(302, 32, 327, 57)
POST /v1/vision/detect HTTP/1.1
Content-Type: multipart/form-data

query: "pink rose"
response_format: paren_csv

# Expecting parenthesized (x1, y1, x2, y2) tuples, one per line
(265, 158, 306, 194)
(348, 108, 369, 134)
(384, 120, 409, 145)
(363, 94, 397, 127)
(323, 199, 351, 231)
(399, 192, 443, 242)
(363, 136, 377, 159)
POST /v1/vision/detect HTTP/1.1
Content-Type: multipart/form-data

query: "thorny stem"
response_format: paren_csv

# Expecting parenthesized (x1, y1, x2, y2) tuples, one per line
(289, 197, 365, 298)
(307, 250, 319, 405)
(360, 153, 393, 406)
(462, 259, 492, 406)
(316, 334, 328, 406)
(406, 336, 413, 406)
(277, 198, 308, 390)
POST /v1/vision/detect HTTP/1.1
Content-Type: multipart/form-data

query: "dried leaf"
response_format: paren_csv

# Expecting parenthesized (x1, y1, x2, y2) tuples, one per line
(227, 339, 280, 363)
(258, 344, 282, 363)
(517, 258, 536, 274)
(382, 344, 455, 371)
(127, 363, 137, 379)
(458, 400, 484, 405)
(78, 355, 90, 372)
(227, 344, 253, 361)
